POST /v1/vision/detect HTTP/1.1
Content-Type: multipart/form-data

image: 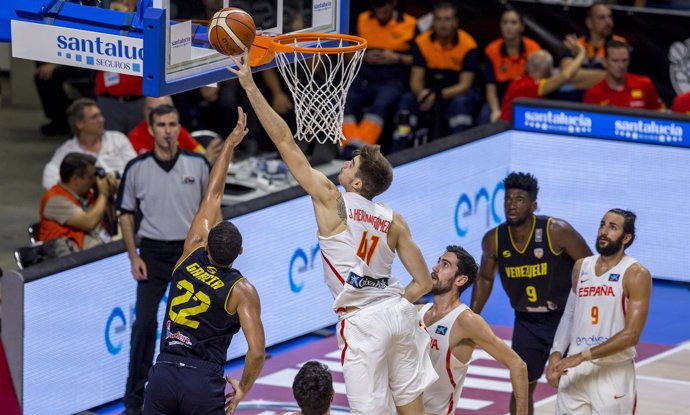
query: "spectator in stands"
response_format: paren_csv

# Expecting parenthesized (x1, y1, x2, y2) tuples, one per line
(559, 2, 627, 100)
(43, 98, 137, 189)
(94, 0, 145, 135)
(484, 9, 542, 123)
(583, 39, 664, 110)
(401, 1, 480, 139)
(128, 96, 222, 164)
(34, 63, 94, 136)
(341, 0, 417, 150)
(281, 361, 335, 415)
(671, 91, 690, 114)
(117, 104, 210, 415)
(94, 72, 144, 136)
(501, 35, 586, 122)
(39, 153, 116, 257)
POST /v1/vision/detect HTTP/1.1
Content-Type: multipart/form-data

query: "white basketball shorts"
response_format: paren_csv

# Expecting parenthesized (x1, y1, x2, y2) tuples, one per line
(336, 296, 438, 414)
(556, 359, 636, 415)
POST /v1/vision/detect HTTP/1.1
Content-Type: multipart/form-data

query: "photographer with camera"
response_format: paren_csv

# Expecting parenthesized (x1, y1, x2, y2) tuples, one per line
(42, 98, 136, 190)
(38, 152, 118, 257)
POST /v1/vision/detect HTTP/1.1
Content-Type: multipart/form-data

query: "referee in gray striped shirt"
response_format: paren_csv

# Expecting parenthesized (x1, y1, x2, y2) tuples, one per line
(116, 104, 210, 415)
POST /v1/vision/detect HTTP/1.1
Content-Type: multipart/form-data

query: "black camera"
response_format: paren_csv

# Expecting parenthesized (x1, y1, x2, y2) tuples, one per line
(95, 166, 107, 179)
(95, 167, 121, 180)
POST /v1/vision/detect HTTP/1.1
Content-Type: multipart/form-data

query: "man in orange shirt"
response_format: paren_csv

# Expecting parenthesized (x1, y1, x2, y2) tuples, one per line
(584, 40, 664, 110)
(501, 35, 585, 122)
(400, 1, 480, 139)
(128, 96, 222, 164)
(559, 2, 627, 100)
(39, 153, 116, 257)
(342, 0, 418, 149)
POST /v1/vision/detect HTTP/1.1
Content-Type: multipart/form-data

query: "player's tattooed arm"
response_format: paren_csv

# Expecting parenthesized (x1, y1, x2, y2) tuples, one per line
(337, 194, 346, 222)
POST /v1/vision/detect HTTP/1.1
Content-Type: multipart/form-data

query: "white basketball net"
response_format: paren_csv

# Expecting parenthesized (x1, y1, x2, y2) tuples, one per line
(273, 37, 366, 144)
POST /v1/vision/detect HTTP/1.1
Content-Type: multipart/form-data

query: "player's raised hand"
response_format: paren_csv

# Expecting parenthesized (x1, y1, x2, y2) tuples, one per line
(227, 49, 255, 90)
(564, 34, 584, 56)
(225, 107, 249, 148)
(224, 376, 247, 415)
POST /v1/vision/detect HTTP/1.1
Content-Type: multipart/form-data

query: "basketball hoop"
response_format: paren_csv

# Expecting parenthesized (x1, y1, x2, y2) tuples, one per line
(255, 32, 367, 145)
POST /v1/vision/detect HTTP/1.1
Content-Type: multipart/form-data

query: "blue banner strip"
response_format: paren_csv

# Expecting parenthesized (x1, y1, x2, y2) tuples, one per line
(513, 103, 689, 148)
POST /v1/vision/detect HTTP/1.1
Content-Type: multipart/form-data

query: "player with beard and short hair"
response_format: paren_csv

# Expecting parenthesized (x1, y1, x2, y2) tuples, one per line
(545, 209, 651, 414)
(471, 172, 592, 415)
(418, 245, 529, 415)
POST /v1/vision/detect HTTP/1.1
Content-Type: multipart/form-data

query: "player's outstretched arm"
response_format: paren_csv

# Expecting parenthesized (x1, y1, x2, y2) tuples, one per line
(554, 263, 651, 374)
(225, 280, 266, 415)
(227, 51, 334, 204)
(390, 212, 432, 303)
(181, 109, 248, 260)
(459, 312, 528, 415)
(471, 229, 498, 314)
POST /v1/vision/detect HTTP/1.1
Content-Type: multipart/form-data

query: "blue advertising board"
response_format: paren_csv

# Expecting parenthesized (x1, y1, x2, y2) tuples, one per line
(513, 101, 689, 148)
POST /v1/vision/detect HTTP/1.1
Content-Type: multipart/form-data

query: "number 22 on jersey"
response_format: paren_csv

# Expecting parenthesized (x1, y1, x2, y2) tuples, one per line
(356, 231, 380, 265)
(169, 279, 211, 329)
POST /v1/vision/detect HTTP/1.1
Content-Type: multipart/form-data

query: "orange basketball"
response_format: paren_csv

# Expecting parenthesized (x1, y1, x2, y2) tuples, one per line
(208, 7, 256, 56)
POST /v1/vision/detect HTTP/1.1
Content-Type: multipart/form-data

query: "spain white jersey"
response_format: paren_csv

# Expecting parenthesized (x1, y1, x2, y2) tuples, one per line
(318, 192, 404, 310)
(419, 303, 471, 415)
(570, 255, 637, 364)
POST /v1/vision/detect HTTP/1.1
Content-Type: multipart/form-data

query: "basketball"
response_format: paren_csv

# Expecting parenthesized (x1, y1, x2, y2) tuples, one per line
(207, 7, 256, 56)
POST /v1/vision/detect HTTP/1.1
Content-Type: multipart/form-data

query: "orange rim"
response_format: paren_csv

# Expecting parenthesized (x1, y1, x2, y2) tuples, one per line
(268, 32, 367, 54)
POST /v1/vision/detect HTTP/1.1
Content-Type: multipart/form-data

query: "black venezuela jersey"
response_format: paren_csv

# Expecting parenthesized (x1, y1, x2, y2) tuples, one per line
(496, 215, 573, 312)
(161, 246, 244, 365)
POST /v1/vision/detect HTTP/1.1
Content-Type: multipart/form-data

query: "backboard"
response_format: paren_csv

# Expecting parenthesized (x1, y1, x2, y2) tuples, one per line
(0, 0, 347, 96)
(150, 0, 346, 96)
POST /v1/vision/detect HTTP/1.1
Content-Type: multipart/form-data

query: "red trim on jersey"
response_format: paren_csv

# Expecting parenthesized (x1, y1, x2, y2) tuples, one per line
(321, 252, 345, 285)
(446, 348, 457, 387)
(444, 349, 457, 413)
(633, 391, 637, 414)
(622, 294, 627, 316)
(339, 320, 348, 366)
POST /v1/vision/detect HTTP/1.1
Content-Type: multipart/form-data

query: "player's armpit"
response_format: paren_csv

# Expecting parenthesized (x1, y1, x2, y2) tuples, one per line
(391, 213, 432, 302)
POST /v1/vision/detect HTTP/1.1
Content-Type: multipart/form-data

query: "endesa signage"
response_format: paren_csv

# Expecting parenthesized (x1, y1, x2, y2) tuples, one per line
(513, 100, 689, 147)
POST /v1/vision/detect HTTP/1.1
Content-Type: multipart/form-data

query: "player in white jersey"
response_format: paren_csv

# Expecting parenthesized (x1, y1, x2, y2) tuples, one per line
(418, 245, 528, 415)
(229, 51, 436, 415)
(546, 209, 651, 414)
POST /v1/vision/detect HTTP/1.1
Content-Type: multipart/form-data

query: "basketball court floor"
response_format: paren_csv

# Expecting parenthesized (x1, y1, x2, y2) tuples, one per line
(91, 280, 690, 415)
